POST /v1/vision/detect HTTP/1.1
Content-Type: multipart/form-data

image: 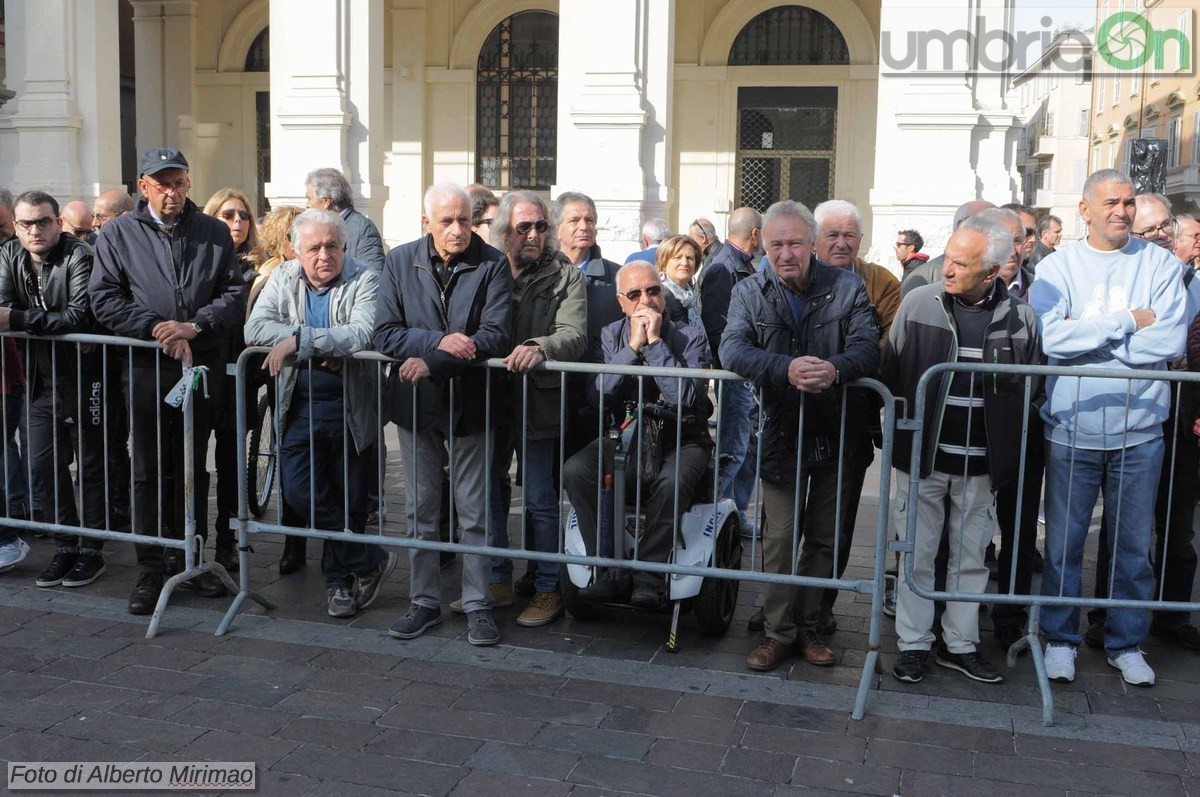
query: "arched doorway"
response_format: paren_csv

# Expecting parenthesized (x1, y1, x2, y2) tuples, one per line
(730, 6, 848, 212)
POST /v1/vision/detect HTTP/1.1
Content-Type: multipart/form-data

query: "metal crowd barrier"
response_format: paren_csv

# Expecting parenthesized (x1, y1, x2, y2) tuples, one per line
(901, 361, 1200, 725)
(0, 331, 231, 638)
(221, 347, 896, 721)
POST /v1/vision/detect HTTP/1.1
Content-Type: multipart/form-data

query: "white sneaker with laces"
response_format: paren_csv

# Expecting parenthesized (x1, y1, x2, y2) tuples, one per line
(1107, 648, 1155, 687)
(0, 538, 30, 573)
(1044, 643, 1077, 683)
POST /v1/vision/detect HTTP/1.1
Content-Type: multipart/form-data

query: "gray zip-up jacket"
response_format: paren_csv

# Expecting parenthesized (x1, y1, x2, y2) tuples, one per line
(244, 256, 379, 453)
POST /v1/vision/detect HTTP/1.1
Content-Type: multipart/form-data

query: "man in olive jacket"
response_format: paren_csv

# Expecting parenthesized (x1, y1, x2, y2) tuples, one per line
(485, 191, 585, 628)
(373, 182, 513, 647)
(720, 200, 880, 674)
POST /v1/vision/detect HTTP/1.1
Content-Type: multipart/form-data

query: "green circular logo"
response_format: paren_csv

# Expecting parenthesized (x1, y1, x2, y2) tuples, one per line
(1098, 11, 1153, 70)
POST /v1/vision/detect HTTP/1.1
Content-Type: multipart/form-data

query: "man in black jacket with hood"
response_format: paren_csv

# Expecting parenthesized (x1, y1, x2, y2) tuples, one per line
(89, 148, 247, 615)
(0, 191, 129, 590)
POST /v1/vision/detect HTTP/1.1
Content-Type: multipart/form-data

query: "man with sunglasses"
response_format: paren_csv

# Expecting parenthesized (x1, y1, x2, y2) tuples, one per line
(561, 261, 712, 609)
(89, 147, 247, 615)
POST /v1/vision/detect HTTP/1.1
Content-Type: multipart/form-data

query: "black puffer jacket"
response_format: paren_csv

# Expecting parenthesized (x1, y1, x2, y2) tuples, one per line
(0, 232, 98, 392)
(88, 198, 247, 364)
(719, 258, 881, 482)
(372, 233, 513, 436)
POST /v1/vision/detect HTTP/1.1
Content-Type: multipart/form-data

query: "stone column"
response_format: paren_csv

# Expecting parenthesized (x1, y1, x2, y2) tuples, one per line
(130, 0, 196, 156)
(0, 0, 122, 198)
(345, 0, 388, 230)
(385, 1, 427, 241)
(867, 0, 1020, 266)
(553, 0, 676, 261)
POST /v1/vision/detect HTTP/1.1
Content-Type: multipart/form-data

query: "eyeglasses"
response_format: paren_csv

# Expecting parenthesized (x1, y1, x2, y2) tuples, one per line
(219, 209, 251, 222)
(619, 284, 663, 302)
(514, 219, 549, 235)
(1132, 219, 1175, 239)
(1024, 227, 1037, 238)
(14, 217, 56, 232)
(894, 241, 913, 248)
(144, 177, 190, 194)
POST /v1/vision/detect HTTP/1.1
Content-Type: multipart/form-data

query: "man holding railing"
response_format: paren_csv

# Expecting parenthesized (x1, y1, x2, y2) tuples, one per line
(720, 200, 879, 673)
(245, 208, 395, 620)
(374, 183, 513, 647)
(561, 261, 712, 610)
(1031, 169, 1187, 687)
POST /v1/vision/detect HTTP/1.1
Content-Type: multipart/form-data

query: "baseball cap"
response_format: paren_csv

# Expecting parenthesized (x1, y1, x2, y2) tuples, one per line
(139, 148, 190, 177)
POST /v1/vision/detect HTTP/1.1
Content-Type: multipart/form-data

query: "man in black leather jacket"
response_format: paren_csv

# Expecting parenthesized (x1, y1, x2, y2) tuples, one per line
(0, 191, 129, 590)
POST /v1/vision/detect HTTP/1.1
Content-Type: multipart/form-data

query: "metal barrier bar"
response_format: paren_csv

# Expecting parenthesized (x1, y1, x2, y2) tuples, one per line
(901, 360, 1200, 725)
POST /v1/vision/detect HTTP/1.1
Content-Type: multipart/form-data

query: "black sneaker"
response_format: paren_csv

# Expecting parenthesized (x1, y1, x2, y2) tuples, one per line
(35, 551, 77, 588)
(1151, 622, 1200, 651)
(1083, 621, 1105, 649)
(61, 555, 106, 588)
(935, 648, 1003, 683)
(893, 649, 929, 683)
(128, 571, 164, 615)
(191, 571, 228, 598)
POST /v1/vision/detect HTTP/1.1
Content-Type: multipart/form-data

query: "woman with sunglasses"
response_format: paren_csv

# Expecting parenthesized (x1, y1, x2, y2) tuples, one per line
(655, 235, 705, 338)
(201, 189, 262, 576)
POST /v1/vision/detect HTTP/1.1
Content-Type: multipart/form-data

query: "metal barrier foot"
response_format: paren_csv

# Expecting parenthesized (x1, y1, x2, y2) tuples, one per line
(665, 601, 682, 653)
(852, 649, 879, 721)
(1022, 606, 1055, 726)
(146, 570, 192, 639)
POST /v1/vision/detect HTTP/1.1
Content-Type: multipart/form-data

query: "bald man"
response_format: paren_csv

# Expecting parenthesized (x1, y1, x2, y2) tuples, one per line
(59, 201, 95, 243)
(92, 189, 135, 232)
(901, 200, 996, 297)
(1176, 215, 1200, 267)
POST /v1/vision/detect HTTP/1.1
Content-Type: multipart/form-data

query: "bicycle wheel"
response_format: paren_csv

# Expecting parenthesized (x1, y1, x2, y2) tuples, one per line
(246, 391, 276, 518)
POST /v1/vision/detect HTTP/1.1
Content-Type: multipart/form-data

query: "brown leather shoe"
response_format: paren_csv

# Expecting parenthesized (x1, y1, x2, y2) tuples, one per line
(746, 638, 791, 672)
(797, 631, 836, 666)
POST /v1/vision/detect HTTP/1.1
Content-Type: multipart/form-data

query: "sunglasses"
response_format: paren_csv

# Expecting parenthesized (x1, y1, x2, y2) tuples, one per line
(219, 209, 252, 222)
(515, 219, 549, 235)
(620, 284, 663, 302)
(1024, 227, 1037, 237)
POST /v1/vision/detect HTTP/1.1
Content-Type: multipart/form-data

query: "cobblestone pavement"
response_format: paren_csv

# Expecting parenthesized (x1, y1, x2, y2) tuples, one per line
(3, 455, 1200, 795)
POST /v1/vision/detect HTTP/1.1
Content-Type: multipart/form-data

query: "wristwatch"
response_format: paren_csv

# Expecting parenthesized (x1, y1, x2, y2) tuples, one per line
(191, 322, 203, 337)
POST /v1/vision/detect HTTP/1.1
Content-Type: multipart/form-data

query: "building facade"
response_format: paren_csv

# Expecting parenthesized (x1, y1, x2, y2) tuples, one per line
(1013, 31, 1093, 241)
(1089, 1, 1198, 214)
(0, 0, 1024, 263)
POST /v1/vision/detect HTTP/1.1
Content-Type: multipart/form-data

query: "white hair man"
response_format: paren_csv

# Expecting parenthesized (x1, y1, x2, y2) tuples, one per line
(901, 200, 996, 297)
(306, 167, 386, 272)
(624, 217, 671, 264)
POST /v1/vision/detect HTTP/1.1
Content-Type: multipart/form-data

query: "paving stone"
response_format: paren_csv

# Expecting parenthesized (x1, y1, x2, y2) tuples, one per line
(480, 668, 569, 696)
(209, 636, 328, 664)
(241, 769, 323, 797)
(109, 692, 197, 721)
(740, 722, 867, 763)
(568, 753, 779, 797)
(1086, 691, 1164, 722)
(273, 689, 388, 722)
(389, 657, 494, 688)
(555, 678, 681, 711)
(848, 713, 1016, 755)
(645, 738, 728, 772)
(864, 738, 974, 776)
(450, 770, 571, 797)
(21, 612, 119, 636)
(187, 654, 320, 687)
(898, 771, 1067, 797)
(1013, 734, 1190, 775)
(0, 695, 82, 731)
(672, 692, 743, 719)
(463, 740, 581, 780)
(102, 643, 211, 671)
(0, 670, 67, 700)
(602, 706, 743, 746)
(185, 676, 295, 708)
(0, 728, 140, 762)
(0, 645, 63, 672)
(275, 717, 383, 750)
(51, 634, 137, 660)
(452, 687, 609, 726)
(166, 698, 298, 736)
(973, 751, 1187, 795)
(177, 728, 301, 768)
(789, 756, 902, 795)
(364, 728, 484, 767)
(393, 680, 468, 708)
(47, 710, 205, 753)
(737, 700, 849, 734)
(35, 654, 129, 683)
(272, 742, 464, 796)
(309, 648, 403, 675)
(0, 627, 64, 649)
(302, 668, 407, 700)
(377, 703, 544, 744)
(102, 664, 210, 694)
(35, 681, 149, 713)
(720, 745, 798, 782)
(531, 725, 654, 762)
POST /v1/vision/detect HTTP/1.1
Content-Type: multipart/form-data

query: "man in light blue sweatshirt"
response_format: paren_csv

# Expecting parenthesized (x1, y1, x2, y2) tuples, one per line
(1030, 169, 1187, 688)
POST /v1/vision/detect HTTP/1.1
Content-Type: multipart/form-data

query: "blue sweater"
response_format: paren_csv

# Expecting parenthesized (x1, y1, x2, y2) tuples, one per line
(1030, 237, 1186, 450)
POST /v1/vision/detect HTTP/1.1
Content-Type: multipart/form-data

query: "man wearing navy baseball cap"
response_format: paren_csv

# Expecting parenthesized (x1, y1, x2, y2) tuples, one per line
(88, 147, 247, 614)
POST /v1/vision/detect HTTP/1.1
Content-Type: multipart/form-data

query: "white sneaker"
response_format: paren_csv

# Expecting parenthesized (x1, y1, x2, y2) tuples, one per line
(1044, 643, 1077, 683)
(0, 538, 30, 573)
(1107, 648, 1155, 687)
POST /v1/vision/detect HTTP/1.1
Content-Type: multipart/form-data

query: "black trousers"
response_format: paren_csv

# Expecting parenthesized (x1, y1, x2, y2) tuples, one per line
(128, 362, 212, 573)
(821, 436, 874, 612)
(991, 428, 1044, 630)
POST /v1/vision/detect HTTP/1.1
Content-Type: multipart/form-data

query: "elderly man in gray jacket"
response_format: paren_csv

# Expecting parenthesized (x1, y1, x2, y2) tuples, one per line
(245, 209, 395, 619)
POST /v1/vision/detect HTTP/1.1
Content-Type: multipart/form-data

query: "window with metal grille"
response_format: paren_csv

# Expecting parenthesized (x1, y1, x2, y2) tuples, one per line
(735, 87, 837, 213)
(245, 28, 269, 73)
(728, 5, 849, 66)
(476, 11, 558, 190)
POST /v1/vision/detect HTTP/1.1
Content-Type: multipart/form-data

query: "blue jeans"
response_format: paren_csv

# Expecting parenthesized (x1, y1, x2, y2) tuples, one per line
(489, 432, 561, 593)
(717, 380, 753, 505)
(1041, 438, 1162, 655)
(0, 392, 28, 546)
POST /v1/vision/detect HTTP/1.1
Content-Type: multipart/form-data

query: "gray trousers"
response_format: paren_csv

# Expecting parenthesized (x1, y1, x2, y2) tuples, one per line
(397, 427, 491, 614)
